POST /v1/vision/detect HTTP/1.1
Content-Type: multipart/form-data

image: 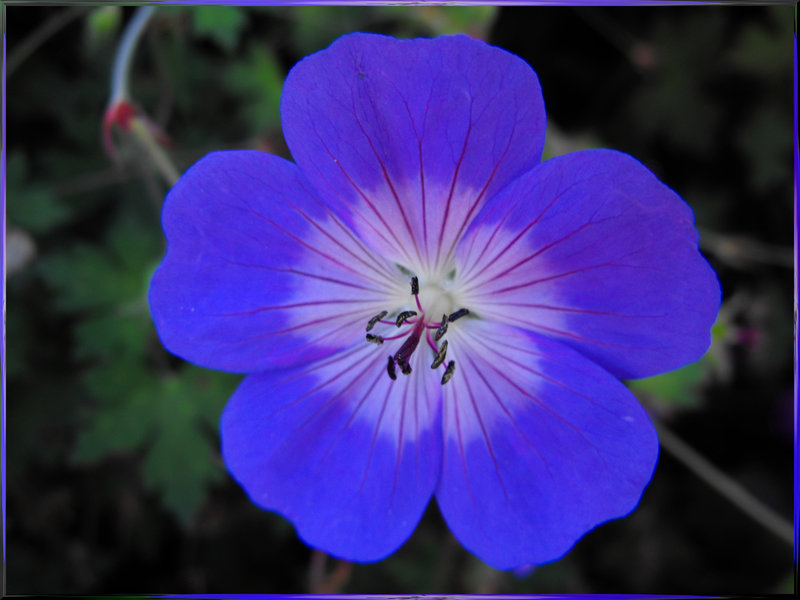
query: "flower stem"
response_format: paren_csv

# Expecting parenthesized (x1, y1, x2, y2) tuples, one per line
(129, 116, 180, 186)
(105, 6, 180, 187)
(6, 6, 88, 77)
(655, 421, 793, 546)
(110, 6, 155, 101)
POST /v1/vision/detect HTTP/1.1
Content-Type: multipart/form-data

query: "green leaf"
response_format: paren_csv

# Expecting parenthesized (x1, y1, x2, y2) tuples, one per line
(628, 358, 707, 408)
(73, 363, 240, 524)
(192, 6, 247, 53)
(73, 363, 159, 462)
(728, 6, 793, 80)
(73, 312, 154, 363)
(143, 368, 240, 523)
(225, 42, 283, 132)
(38, 244, 131, 311)
(37, 207, 160, 312)
(6, 153, 72, 234)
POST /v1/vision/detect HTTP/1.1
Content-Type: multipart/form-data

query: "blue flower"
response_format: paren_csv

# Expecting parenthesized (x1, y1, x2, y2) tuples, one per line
(149, 33, 720, 569)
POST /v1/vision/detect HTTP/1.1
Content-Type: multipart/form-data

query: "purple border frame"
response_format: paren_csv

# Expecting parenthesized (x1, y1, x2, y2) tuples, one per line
(2, 5, 8, 598)
(0, 2, 796, 599)
(793, 6, 799, 597)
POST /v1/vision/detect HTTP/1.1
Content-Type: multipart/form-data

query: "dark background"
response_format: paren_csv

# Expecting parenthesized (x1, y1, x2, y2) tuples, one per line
(5, 4, 794, 594)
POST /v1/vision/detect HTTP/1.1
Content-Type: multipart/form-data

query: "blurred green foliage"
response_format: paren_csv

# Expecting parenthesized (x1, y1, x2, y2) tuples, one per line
(6, 154, 72, 234)
(192, 6, 248, 53)
(87, 6, 122, 40)
(226, 42, 284, 133)
(5, 4, 793, 595)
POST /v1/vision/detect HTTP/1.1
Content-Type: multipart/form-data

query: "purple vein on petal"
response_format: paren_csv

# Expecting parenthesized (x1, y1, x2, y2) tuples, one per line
(390, 378, 409, 506)
(208, 315, 365, 366)
(321, 203, 400, 282)
(265, 346, 378, 431)
(435, 104, 474, 268)
(359, 376, 393, 493)
(231, 159, 402, 284)
(476, 315, 650, 351)
(465, 354, 556, 483)
(440, 117, 520, 270)
(285, 197, 398, 286)
(214, 198, 382, 284)
(484, 302, 667, 319)
(458, 359, 511, 505)
(202, 299, 375, 318)
(418, 137, 429, 272)
(221, 261, 385, 294)
(470, 261, 618, 297)
(350, 105, 424, 265)
(457, 185, 565, 287)
(253, 208, 389, 285)
(446, 380, 477, 509)
(458, 185, 523, 283)
(472, 331, 607, 409)
(230, 313, 364, 341)
(314, 365, 385, 477)
(467, 342, 610, 471)
(308, 118, 418, 268)
(464, 214, 627, 293)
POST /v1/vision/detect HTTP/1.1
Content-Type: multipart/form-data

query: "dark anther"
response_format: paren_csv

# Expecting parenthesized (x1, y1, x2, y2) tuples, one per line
(366, 310, 388, 332)
(410, 276, 419, 296)
(431, 340, 448, 369)
(399, 360, 413, 375)
(448, 308, 470, 322)
(395, 310, 417, 327)
(386, 356, 397, 380)
(441, 360, 456, 385)
(433, 314, 449, 341)
(366, 333, 384, 345)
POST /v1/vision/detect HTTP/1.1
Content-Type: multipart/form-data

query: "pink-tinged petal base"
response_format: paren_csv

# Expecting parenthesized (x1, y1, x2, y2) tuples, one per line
(436, 320, 658, 569)
(456, 149, 720, 380)
(221, 342, 442, 562)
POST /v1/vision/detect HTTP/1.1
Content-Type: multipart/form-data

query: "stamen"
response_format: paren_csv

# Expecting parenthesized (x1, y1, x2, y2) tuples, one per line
(434, 314, 449, 341)
(441, 360, 456, 385)
(366, 310, 388, 332)
(431, 340, 448, 369)
(396, 310, 417, 327)
(448, 308, 470, 322)
(362, 280, 469, 385)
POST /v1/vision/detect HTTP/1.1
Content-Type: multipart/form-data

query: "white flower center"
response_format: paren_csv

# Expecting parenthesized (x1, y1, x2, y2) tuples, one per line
(366, 268, 470, 386)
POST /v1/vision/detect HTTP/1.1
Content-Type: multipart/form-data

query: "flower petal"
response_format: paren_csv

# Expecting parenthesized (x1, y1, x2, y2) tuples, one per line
(221, 342, 442, 561)
(282, 33, 546, 272)
(436, 321, 658, 569)
(149, 151, 404, 373)
(455, 149, 721, 379)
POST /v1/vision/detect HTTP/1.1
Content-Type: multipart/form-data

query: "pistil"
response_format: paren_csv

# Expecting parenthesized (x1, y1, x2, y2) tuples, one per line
(364, 275, 468, 384)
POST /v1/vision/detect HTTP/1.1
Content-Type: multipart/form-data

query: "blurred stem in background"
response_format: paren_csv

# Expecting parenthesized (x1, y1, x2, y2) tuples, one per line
(654, 420, 793, 547)
(6, 5, 88, 77)
(104, 6, 179, 186)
